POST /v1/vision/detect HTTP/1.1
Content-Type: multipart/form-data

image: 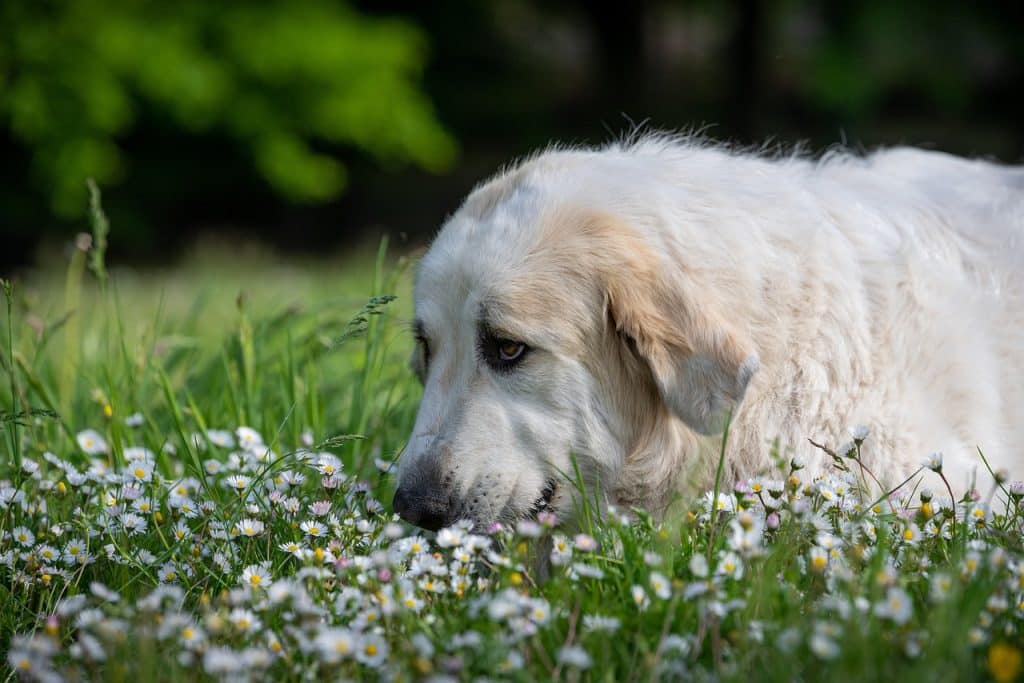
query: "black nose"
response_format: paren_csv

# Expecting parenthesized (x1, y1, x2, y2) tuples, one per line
(392, 487, 449, 532)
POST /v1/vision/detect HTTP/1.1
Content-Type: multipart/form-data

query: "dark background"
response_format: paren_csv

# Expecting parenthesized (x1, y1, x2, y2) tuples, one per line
(2, 0, 1022, 270)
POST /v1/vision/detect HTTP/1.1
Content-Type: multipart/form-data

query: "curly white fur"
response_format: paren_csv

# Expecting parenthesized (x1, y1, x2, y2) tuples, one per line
(396, 135, 1024, 528)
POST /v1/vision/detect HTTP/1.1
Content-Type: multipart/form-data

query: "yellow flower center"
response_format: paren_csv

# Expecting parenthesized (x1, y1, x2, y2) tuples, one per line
(250, 575, 262, 586)
(986, 641, 1022, 679)
(365, 644, 378, 656)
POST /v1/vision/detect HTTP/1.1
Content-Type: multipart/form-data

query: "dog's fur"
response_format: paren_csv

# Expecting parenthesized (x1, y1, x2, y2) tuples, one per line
(396, 135, 1024, 529)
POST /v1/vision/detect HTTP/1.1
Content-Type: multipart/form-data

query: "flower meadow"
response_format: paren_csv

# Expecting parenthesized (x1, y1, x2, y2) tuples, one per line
(2, 213, 1023, 681)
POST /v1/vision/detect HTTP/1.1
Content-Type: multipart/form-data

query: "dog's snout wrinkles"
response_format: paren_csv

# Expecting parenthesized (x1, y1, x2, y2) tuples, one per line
(392, 486, 449, 532)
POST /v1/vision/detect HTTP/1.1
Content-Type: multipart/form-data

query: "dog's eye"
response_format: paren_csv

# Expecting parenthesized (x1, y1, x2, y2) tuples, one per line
(498, 341, 525, 362)
(480, 332, 529, 372)
(413, 333, 431, 382)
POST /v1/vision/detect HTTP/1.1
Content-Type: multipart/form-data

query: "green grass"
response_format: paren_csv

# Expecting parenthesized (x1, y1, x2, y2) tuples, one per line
(1, 207, 1023, 682)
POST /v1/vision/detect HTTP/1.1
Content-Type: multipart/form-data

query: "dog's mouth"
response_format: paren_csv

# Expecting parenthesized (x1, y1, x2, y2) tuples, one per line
(526, 479, 559, 519)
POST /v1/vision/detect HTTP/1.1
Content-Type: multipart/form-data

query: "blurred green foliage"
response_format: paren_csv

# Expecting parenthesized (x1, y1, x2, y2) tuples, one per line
(0, 0, 456, 216)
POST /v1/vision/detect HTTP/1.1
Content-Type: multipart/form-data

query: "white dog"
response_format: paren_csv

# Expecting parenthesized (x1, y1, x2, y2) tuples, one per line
(393, 135, 1024, 531)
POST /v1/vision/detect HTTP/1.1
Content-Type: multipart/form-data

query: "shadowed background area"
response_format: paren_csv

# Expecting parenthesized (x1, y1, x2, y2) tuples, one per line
(2, 0, 1022, 270)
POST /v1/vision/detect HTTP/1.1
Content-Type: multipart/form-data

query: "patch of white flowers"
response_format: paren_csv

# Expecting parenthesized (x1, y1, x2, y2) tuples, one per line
(2, 424, 1023, 680)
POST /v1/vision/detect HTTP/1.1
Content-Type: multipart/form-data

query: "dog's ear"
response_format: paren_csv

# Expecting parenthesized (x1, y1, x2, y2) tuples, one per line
(592, 218, 759, 435)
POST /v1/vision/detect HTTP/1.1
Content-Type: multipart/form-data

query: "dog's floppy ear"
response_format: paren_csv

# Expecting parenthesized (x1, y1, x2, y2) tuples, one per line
(590, 217, 759, 435)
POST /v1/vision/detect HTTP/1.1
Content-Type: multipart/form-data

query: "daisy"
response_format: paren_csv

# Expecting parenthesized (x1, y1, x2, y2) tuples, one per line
(650, 572, 672, 600)
(36, 545, 59, 564)
(241, 563, 273, 589)
(809, 633, 840, 660)
(229, 608, 261, 633)
(401, 594, 425, 612)
(437, 527, 466, 547)
(515, 520, 542, 538)
(357, 633, 388, 667)
(528, 599, 552, 624)
(62, 539, 87, 564)
(900, 523, 922, 545)
(77, 429, 109, 455)
(300, 520, 325, 538)
(875, 586, 913, 625)
(923, 452, 943, 473)
(235, 426, 264, 451)
(582, 614, 621, 632)
(279, 470, 305, 487)
(278, 540, 305, 557)
(12, 527, 35, 547)
(314, 628, 357, 664)
(550, 535, 572, 566)
(123, 447, 155, 462)
(206, 429, 235, 449)
(308, 500, 332, 516)
(574, 534, 598, 552)
(968, 504, 991, 529)
(717, 552, 744, 580)
(631, 585, 650, 610)
(704, 491, 735, 513)
(121, 513, 147, 536)
(224, 474, 251, 493)
(557, 645, 592, 669)
(235, 518, 264, 537)
(499, 650, 525, 672)
(316, 453, 342, 478)
(179, 624, 206, 649)
(808, 546, 829, 573)
(157, 563, 179, 583)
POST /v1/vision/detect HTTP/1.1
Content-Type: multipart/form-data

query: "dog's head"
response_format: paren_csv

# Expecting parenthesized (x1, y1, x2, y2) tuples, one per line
(394, 163, 759, 531)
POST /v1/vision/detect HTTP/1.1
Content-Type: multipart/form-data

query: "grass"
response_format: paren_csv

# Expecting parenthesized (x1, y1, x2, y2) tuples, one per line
(1, 204, 1023, 682)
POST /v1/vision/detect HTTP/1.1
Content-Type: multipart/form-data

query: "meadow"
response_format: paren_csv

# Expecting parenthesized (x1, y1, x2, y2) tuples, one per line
(1, 200, 1022, 682)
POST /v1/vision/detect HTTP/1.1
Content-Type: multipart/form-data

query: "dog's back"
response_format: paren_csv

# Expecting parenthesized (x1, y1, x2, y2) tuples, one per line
(814, 147, 1024, 487)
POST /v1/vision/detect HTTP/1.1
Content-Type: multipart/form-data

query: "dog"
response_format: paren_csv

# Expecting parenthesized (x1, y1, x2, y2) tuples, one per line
(393, 134, 1024, 532)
